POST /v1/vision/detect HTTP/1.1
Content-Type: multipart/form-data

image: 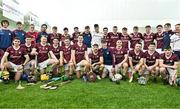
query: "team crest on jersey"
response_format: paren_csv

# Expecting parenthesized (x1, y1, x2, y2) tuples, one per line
(107, 52, 109, 54)
(153, 56, 155, 59)
(9, 33, 11, 35)
(46, 47, 48, 50)
(19, 51, 21, 54)
(170, 60, 173, 62)
(22, 33, 24, 36)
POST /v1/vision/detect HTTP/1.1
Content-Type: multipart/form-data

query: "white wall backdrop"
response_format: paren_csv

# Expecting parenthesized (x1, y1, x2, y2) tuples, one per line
(18, 0, 180, 33)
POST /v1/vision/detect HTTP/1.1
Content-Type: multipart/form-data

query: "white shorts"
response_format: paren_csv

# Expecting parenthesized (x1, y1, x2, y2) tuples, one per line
(156, 49, 163, 54)
(9, 62, 21, 72)
(128, 64, 138, 72)
(143, 69, 150, 75)
(38, 59, 50, 70)
(166, 68, 176, 77)
(76, 61, 84, 71)
(104, 65, 113, 78)
(24, 60, 35, 70)
(87, 48, 92, 54)
(64, 63, 69, 71)
(115, 64, 122, 72)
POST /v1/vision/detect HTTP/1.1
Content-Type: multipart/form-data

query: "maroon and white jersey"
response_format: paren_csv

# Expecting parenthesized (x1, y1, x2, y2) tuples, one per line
(48, 33, 62, 44)
(128, 50, 144, 66)
(120, 35, 131, 50)
(6, 46, 27, 65)
(60, 45, 73, 63)
(50, 45, 61, 59)
(72, 43, 87, 63)
(88, 50, 103, 64)
(130, 32, 143, 49)
(108, 32, 121, 48)
(144, 51, 159, 66)
(160, 53, 179, 66)
(0, 49, 4, 62)
(113, 47, 127, 65)
(35, 43, 51, 63)
(143, 33, 155, 50)
(154, 32, 163, 49)
(21, 44, 35, 60)
(72, 32, 80, 44)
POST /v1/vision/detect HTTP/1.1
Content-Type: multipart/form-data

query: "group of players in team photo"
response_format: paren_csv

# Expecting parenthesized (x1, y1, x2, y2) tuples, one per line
(0, 19, 180, 89)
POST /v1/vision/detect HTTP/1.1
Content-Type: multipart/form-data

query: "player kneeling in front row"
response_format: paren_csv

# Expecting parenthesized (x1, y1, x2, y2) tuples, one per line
(72, 35, 90, 81)
(89, 44, 104, 80)
(31, 35, 59, 80)
(143, 42, 160, 82)
(60, 37, 74, 79)
(128, 43, 144, 83)
(159, 46, 179, 86)
(50, 37, 62, 77)
(21, 35, 38, 83)
(113, 40, 128, 79)
(1, 37, 30, 89)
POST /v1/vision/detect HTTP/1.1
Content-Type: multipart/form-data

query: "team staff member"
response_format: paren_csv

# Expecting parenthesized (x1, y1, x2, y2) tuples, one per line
(0, 20, 13, 51)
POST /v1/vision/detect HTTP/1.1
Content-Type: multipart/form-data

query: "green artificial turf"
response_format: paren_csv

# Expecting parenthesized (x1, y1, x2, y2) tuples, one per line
(0, 78, 180, 109)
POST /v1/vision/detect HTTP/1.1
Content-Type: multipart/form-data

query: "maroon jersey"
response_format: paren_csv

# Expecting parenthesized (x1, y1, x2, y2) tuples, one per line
(103, 34, 110, 46)
(26, 31, 38, 45)
(88, 50, 103, 64)
(6, 46, 27, 65)
(154, 32, 163, 49)
(108, 32, 121, 48)
(113, 47, 127, 66)
(130, 32, 143, 48)
(60, 45, 73, 63)
(72, 32, 80, 44)
(48, 33, 62, 44)
(35, 43, 51, 63)
(144, 51, 159, 66)
(143, 33, 155, 50)
(160, 53, 179, 66)
(50, 45, 61, 59)
(21, 44, 35, 60)
(72, 43, 87, 63)
(120, 35, 131, 50)
(128, 50, 144, 66)
(61, 34, 71, 46)
(0, 49, 4, 62)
